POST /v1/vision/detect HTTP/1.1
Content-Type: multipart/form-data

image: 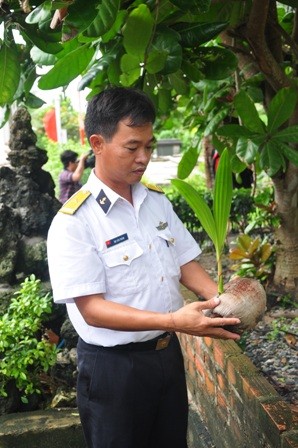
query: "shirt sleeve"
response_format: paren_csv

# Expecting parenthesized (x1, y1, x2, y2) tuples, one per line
(47, 213, 106, 303)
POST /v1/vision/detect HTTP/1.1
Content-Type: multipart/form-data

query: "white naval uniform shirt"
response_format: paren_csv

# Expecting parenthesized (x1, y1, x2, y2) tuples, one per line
(47, 170, 201, 347)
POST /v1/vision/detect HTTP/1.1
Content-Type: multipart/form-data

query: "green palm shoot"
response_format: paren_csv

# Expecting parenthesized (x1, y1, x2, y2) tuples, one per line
(172, 148, 233, 295)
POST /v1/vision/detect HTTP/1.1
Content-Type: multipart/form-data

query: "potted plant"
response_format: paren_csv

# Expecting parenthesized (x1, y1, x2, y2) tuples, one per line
(172, 148, 266, 333)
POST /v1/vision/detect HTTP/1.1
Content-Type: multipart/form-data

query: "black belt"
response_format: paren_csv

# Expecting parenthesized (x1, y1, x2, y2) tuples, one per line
(82, 332, 174, 352)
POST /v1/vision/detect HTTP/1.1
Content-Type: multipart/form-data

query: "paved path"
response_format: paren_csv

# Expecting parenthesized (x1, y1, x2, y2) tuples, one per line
(145, 155, 182, 185)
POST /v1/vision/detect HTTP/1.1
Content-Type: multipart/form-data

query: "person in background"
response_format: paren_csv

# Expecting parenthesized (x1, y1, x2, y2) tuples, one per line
(47, 87, 241, 448)
(58, 149, 89, 203)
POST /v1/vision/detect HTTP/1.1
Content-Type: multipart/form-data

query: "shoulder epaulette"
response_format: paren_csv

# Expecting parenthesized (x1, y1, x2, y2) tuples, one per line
(59, 190, 91, 215)
(143, 182, 164, 194)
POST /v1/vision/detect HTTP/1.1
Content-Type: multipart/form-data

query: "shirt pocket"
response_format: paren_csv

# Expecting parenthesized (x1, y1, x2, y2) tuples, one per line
(102, 240, 148, 297)
(154, 230, 181, 279)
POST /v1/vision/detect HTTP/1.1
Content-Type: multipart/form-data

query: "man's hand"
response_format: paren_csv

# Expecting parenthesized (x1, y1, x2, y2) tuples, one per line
(171, 297, 241, 340)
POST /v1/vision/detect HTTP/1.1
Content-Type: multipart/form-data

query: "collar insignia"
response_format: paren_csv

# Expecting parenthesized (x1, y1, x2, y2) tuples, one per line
(96, 189, 111, 213)
(156, 221, 168, 231)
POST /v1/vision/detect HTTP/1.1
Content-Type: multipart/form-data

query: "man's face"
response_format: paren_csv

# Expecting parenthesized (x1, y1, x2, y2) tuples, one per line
(92, 118, 155, 191)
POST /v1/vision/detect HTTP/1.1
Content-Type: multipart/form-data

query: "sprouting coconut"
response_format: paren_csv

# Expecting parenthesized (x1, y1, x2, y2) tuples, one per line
(172, 148, 267, 333)
(207, 277, 267, 334)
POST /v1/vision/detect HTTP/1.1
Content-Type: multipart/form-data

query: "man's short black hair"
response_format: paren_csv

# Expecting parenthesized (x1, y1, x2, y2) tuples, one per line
(60, 150, 78, 169)
(84, 87, 156, 142)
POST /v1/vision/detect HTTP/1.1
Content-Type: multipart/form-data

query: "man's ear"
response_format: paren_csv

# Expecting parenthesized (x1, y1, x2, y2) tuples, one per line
(89, 134, 104, 154)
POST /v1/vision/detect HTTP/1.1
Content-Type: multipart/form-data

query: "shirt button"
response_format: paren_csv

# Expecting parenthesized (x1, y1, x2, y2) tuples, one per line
(123, 255, 129, 261)
(170, 238, 175, 244)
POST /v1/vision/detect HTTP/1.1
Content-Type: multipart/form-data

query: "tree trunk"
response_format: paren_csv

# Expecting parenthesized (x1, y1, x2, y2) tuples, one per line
(272, 163, 298, 297)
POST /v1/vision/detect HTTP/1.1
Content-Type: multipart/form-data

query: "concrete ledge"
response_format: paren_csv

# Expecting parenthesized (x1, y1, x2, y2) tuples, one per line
(0, 408, 85, 448)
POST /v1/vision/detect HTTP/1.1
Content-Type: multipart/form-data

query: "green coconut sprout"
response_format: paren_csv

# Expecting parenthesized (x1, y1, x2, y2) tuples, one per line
(172, 148, 233, 295)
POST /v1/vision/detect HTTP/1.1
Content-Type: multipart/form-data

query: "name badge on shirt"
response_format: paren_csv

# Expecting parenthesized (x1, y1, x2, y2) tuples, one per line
(106, 233, 128, 248)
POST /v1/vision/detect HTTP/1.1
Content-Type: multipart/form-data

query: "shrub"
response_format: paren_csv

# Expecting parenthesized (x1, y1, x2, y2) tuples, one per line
(0, 275, 57, 402)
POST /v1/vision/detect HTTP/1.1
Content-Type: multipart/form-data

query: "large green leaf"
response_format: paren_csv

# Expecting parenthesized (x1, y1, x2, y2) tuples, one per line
(216, 124, 255, 139)
(234, 90, 265, 134)
(21, 24, 62, 54)
(267, 87, 298, 132)
(146, 49, 167, 74)
(181, 59, 203, 82)
(171, 179, 217, 246)
(152, 27, 182, 75)
(63, 0, 99, 33)
(273, 125, 298, 142)
(123, 4, 154, 61)
(204, 107, 229, 136)
(158, 88, 172, 114)
(120, 54, 141, 86)
(177, 146, 199, 179)
(236, 136, 261, 164)
(84, 0, 119, 38)
(213, 148, 233, 254)
(280, 144, 298, 166)
(0, 44, 21, 106)
(174, 22, 228, 47)
(259, 141, 286, 176)
(25, 1, 52, 27)
(198, 47, 238, 80)
(168, 70, 189, 95)
(30, 46, 57, 65)
(38, 45, 95, 89)
(170, 0, 211, 13)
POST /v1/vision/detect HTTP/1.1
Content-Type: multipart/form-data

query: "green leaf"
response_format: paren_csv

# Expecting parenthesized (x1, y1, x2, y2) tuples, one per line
(168, 70, 189, 95)
(64, 0, 99, 33)
(236, 136, 260, 164)
(260, 141, 286, 176)
(0, 44, 21, 106)
(25, 93, 46, 109)
(102, 10, 127, 43)
(84, 0, 119, 38)
(204, 107, 229, 136)
(21, 25, 62, 54)
(181, 59, 203, 82)
(267, 87, 298, 132)
(152, 27, 182, 75)
(273, 125, 298, 142)
(30, 46, 57, 65)
(25, 1, 52, 25)
(120, 54, 141, 86)
(274, 140, 298, 166)
(177, 146, 199, 179)
(171, 179, 217, 246)
(123, 4, 154, 61)
(146, 50, 167, 74)
(198, 47, 238, 80)
(158, 89, 172, 114)
(216, 124, 254, 139)
(213, 148, 233, 254)
(174, 22, 228, 47)
(38, 45, 95, 89)
(234, 90, 265, 134)
(170, 0, 211, 13)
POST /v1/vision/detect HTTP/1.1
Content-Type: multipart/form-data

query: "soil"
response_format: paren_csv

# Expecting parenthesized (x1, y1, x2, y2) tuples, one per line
(198, 250, 298, 408)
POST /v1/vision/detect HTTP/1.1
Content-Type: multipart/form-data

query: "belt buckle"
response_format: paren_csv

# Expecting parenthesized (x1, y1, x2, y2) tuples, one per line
(155, 334, 171, 350)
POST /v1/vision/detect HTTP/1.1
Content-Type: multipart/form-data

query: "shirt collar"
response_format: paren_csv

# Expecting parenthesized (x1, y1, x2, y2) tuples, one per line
(85, 170, 148, 214)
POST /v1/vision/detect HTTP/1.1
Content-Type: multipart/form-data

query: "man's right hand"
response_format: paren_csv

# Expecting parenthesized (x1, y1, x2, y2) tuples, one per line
(171, 297, 241, 340)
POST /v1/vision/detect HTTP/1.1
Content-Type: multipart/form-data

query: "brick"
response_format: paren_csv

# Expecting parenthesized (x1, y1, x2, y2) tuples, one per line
(226, 354, 259, 390)
(194, 354, 206, 380)
(281, 431, 298, 448)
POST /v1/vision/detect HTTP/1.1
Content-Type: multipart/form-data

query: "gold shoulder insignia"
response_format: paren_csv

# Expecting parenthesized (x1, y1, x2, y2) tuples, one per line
(59, 190, 91, 215)
(143, 182, 164, 194)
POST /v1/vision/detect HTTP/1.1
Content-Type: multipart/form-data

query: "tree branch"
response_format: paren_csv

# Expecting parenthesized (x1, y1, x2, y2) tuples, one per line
(246, 0, 290, 91)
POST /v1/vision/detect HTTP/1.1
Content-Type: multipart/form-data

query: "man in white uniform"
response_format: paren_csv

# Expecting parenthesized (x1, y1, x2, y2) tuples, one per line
(47, 87, 241, 448)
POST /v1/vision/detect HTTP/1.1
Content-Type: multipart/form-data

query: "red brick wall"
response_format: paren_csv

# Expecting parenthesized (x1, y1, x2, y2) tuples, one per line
(180, 288, 298, 448)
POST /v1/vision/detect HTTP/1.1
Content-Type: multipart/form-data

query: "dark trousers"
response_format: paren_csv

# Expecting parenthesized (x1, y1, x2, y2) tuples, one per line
(77, 333, 188, 448)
